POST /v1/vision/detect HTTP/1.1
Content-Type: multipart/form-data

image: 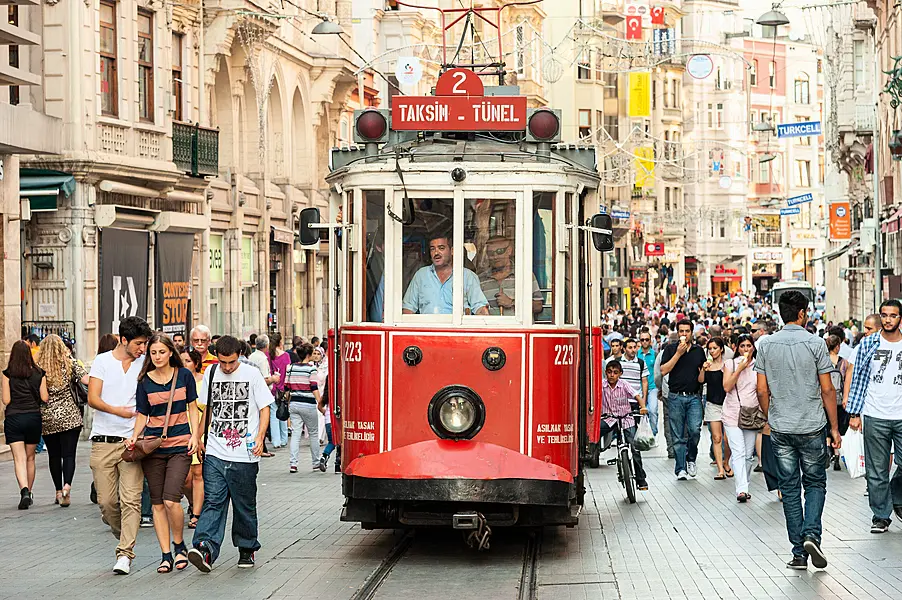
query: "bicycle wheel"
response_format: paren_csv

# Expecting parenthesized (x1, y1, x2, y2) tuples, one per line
(620, 446, 636, 504)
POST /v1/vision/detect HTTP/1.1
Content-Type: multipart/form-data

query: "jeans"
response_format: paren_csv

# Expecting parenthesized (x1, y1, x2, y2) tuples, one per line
(661, 394, 674, 456)
(269, 402, 289, 447)
(598, 421, 646, 483)
(667, 393, 703, 475)
(141, 477, 152, 519)
(724, 426, 757, 495)
(323, 423, 336, 458)
(863, 416, 902, 520)
(289, 402, 321, 467)
(771, 428, 828, 558)
(646, 388, 659, 436)
(192, 455, 260, 563)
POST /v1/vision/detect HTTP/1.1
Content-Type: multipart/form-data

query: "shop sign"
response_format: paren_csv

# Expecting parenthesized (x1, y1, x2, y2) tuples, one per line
(776, 120, 822, 138)
(209, 234, 224, 283)
(628, 72, 651, 117)
(786, 193, 814, 207)
(712, 264, 742, 282)
(753, 250, 783, 262)
(829, 201, 852, 240)
(241, 235, 254, 282)
(644, 241, 664, 256)
(155, 232, 193, 336)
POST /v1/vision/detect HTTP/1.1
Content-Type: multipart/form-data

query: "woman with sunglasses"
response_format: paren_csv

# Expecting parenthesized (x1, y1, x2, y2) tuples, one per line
(722, 334, 762, 502)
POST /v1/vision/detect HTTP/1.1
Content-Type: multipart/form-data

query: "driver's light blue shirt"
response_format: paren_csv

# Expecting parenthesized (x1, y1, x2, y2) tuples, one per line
(402, 265, 488, 314)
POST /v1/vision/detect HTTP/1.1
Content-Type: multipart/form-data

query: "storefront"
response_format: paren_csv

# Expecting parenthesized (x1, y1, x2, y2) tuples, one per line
(685, 257, 698, 299)
(751, 250, 783, 294)
(711, 264, 742, 294)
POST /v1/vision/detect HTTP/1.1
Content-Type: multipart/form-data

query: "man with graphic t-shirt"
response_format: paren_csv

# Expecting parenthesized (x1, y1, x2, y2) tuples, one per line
(188, 336, 272, 572)
(847, 299, 902, 534)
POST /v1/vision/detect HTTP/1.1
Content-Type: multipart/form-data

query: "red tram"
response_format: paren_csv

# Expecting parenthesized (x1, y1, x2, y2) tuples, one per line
(299, 67, 614, 532)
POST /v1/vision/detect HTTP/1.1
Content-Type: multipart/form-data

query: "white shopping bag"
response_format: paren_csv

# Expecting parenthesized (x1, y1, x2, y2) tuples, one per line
(841, 429, 866, 479)
(634, 417, 655, 452)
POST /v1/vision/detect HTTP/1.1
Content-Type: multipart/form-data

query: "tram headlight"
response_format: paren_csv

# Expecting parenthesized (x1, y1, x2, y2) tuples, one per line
(428, 385, 486, 441)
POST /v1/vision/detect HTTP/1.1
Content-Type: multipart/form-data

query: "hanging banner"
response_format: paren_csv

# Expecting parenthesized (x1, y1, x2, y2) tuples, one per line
(829, 201, 852, 240)
(241, 235, 254, 282)
(99, 228, 149, 336)
(209, 233, 224, 283)
(625, 15, 642, 40)
(155, 232, 194, 336)
(634, 146, 655, 188)
(628, 72, 651, 117)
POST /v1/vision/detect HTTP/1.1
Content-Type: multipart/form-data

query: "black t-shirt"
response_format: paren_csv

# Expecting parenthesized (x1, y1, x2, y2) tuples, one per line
(660, 342, 706, 394)
(3, 367, 44, 415)
(704, 368, 726, 406)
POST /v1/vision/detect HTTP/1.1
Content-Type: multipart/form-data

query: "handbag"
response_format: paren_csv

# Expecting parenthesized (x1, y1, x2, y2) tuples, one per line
(276, 398, 290, 421)
(121, 372, 178, 462)
(69, 366, 88, 409)
(738, 405, 767, 430)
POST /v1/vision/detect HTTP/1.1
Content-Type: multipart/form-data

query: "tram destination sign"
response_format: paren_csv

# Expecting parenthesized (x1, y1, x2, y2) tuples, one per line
(391, 68, 527, 132)
(776, 120, 821, 138)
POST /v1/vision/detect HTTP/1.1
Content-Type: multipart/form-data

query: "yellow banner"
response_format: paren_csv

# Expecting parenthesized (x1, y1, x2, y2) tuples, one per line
(634, 146, 655, 188)
(628, 71, 651, 117)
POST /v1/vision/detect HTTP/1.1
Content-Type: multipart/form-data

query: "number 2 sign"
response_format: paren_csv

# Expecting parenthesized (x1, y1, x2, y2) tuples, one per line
(434, 68, 485, 97)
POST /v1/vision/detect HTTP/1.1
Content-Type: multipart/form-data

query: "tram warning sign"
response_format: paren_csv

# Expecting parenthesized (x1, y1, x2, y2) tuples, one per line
(391, 68, 527, 132)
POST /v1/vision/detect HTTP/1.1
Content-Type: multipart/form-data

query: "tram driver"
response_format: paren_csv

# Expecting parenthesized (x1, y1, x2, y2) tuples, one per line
(477, 236, 543, 317)
(402, 233, 489, 315)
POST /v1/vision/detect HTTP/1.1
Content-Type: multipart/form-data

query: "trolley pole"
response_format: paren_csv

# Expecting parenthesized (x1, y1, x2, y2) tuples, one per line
(873, 40, 882, 311)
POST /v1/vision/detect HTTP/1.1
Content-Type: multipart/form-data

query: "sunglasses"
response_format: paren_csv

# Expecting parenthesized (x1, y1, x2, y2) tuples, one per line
(488, 246, 511, 256)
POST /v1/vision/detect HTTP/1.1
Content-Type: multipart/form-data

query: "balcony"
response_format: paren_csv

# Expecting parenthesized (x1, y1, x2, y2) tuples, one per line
(855, 104, 875, 133)
(753, 230, 782, 247)
(173, 122, 219, 177)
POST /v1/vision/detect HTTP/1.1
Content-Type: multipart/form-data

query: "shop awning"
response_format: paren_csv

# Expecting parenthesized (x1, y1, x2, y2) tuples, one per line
(20, 168, 75, 211)
(810, 241, 856, 264)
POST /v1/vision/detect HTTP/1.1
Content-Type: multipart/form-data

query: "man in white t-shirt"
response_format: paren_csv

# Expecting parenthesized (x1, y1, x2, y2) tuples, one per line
(188, 335, 272, 572)
(846, 299, 902, 534)
(87, 316, 152, 575)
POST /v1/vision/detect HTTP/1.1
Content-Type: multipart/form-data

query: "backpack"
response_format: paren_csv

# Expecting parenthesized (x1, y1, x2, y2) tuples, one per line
(829, 357, 847, 405)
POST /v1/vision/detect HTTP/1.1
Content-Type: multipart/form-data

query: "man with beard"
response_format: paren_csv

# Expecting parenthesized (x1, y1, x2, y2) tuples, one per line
(402, 233, 488, 315)
(846, 300, 902, 534)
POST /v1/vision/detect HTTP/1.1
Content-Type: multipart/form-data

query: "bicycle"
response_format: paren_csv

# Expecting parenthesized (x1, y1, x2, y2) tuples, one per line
(599, 412, 643, 504)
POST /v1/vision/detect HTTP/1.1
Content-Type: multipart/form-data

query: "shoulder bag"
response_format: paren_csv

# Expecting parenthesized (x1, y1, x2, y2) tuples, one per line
(121, 372, 178, 462)
(276, 363, 291, 421)
(733, 359, 767, 430)
(69, 362, 89, 409)
(200, 364, 218, 458)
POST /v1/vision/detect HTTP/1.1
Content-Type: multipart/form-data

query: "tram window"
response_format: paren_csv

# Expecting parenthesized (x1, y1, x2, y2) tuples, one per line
(533, 192, 555, 324)
(400, 198, 483, 315)
(564, 192, 573, 325)
(465, 198, 538, 318)
(346, 192, 355, 322)
(363, 190, 385, 322)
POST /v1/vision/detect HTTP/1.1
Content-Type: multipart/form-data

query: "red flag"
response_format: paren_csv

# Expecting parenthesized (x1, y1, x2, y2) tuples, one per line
(651, 6, 665, 25)
(626, 16, 642, 40)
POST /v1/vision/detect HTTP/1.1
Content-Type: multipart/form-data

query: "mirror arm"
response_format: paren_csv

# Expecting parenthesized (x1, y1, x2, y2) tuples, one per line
(577, 225, 613, 235)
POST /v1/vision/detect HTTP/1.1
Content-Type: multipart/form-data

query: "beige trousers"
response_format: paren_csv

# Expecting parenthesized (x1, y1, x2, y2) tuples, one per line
(90, 441, 143, 559)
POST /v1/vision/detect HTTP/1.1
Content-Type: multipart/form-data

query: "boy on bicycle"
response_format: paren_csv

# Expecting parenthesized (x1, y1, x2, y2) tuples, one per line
(602, 360, 649, 491)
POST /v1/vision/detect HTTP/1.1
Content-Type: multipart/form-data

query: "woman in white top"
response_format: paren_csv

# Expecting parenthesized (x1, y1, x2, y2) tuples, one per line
(722, 334, 762, 503)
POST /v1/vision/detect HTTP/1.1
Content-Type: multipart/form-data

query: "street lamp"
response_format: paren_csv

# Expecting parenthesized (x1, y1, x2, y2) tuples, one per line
(757, 6, 790, 27)
(312, 20, 343, 35)
(889, 130, 902, 161)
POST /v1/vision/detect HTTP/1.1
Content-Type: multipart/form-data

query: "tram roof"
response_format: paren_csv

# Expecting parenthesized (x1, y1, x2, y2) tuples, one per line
(329, 136, 599, 178)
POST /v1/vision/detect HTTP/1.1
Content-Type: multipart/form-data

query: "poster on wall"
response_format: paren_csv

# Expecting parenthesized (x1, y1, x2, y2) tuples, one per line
(829, 201, 852, 240)
(99, 228, 149, 336)
(155, 232, 194, 336)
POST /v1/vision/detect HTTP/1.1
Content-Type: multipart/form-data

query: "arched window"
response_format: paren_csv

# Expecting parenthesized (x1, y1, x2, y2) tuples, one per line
(794, 72, 810, 104)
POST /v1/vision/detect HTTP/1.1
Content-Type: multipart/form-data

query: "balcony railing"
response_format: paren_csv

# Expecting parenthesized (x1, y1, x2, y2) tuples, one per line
(173, 121, 219, 177)
(753, 230, 782, 247)
(855, 104, 875, 132)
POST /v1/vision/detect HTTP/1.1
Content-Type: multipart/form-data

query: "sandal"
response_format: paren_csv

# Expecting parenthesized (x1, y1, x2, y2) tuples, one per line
(158, 553, 174, 573)
(174, 543, 189, 571)
(724, 468, 734, 478)
(187, 513, 199, 529)
(60, 488, 71, 507)
(714, 473, 726, 480)
(262, 451, 275, 458)
(737, 493, 750, 503)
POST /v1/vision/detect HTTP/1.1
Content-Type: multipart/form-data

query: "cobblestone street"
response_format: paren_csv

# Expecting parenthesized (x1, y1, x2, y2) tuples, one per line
(2, 436, 901, 600)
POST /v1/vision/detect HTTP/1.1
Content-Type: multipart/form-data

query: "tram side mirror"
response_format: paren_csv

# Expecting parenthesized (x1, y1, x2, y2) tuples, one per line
(591, 214, 614, 252)
(298, 207, 322, 246)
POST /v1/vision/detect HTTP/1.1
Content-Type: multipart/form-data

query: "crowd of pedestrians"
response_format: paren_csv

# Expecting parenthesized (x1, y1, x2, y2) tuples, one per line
(3, 316, 333, 576)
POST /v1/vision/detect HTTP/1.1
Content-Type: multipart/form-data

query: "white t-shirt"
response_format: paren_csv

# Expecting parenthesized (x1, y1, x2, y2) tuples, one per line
(858, 337, 902, 420)
(198, 363, 273, 463)
(248, 350, 271, 377)
(89, 351, 146, 438)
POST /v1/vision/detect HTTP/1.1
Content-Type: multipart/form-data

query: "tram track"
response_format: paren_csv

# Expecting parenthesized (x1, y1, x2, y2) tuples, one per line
(348, 528, 544, 600)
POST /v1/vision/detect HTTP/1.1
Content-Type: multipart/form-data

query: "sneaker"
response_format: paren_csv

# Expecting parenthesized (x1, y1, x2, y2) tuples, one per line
(188, 543, 214, 573)
(753, 465, 763, 473)
(113, 556, 131, 575)
(667, 453, 675, 459)
(140, 516, 154, 528)
(786, 556, 808, 570)
(637, 481, 649, 491)
(676, 470, 689, 481)
(832, 455, 842, 471)
(687, 462, 697, 478)
(238, 550, 255, 568)
(871, 517, 892, 534)
(90, 482, 98, 504)
(803, 537, 827, 569)
(318, 457, 327, 472)
(894, 505, 902, 520)
(289, 465, 298, 474)
(18, 487, 30, 510)
(335, 461, 341, 473)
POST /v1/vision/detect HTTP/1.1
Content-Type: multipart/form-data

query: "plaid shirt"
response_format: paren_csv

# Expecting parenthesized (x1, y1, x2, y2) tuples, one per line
(846, 333, 882, 415)
(602, 378, 638, 429)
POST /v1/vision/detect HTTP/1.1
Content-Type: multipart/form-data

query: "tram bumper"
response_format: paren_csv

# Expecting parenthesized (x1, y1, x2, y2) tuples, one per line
(342, 439, 574, 508)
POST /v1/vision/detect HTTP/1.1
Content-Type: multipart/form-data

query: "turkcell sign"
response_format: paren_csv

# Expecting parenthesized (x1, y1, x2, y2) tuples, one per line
(780, 207, 801, 216)
(786, 193, 814, 207)
(611, 210, 631, 219)
(392, 97, 528, 131)
(776, 121, 822, 138)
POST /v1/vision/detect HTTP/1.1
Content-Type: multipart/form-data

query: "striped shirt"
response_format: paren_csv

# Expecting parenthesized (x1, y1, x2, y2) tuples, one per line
(285, 362, 319, 404)
(135, 368, 197, 454)
(618, 356, 646, 402)
(602, 378, 638, 429)
(201, 352, 218, 374)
